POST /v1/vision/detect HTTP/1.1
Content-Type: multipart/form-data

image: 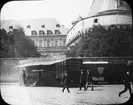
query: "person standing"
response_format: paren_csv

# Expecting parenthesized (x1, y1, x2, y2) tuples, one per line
(79, 69, 86, 91)
(85, 70, 94, 90)
(119, 71, 132, 97)
(23, 70, 27, 85)
(62, 73, 70, 93)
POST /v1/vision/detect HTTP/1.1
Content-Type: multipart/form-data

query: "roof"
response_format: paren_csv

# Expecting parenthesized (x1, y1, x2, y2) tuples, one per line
(1, 18, 69, 35)
(16, 59, 65, 67)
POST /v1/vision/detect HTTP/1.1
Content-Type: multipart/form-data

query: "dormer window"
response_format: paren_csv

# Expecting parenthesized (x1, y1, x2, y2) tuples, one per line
(41, 24, 45, 28)
(39, 30, 45, 35)
(31, 30, 37, 35)
(55, 30, 61, 35)
(94, 18, 98, 23)
(56, 24, 60, 28)
(47, 30, 53, 35)
(27, 25, 31, 28)
(9, 26, 13, 29)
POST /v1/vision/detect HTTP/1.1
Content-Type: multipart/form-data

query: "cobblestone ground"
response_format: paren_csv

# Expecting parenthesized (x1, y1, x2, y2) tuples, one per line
(1, 84, 132, 105)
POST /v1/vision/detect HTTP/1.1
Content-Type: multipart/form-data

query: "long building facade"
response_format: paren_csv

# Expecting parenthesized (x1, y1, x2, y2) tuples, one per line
(66, 0, 132, 47)
(1, 18, 69, 58)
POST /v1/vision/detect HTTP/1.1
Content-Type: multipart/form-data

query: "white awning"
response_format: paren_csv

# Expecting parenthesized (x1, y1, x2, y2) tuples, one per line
(83, 61, 108, 64)
(16, 59, 65, 67)
(32, 70, 43, 72)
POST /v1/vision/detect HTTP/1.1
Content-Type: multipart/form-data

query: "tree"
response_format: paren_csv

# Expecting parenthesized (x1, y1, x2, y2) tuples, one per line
(66, 24, 132, 57)
(0, 27, 41, 58)
(0, 29, 10, 58)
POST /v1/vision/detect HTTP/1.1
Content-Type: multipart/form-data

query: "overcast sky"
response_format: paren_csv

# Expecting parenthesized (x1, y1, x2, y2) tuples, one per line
(1, 0, 93, 28)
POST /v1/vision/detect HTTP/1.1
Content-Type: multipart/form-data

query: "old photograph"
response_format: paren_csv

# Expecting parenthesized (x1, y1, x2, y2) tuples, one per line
(0, 0, 133, 105)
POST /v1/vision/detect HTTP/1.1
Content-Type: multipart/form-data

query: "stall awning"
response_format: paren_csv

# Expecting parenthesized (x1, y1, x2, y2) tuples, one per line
(16, 59, 65, 67)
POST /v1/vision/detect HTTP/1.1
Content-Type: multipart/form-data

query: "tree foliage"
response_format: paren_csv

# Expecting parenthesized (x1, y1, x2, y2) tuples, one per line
(0, 29, 11, 57)
(66, 25, 132, 57)
(0, 27, 41, 58)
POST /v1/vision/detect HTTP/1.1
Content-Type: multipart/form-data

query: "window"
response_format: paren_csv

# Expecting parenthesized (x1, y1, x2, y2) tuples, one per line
(55, 39, 58, 47)
(39, 40, 42, 47)
(43, 39, 46, 47)
(51, 38, 54, 46)
(118, 0, 126, 6)
(117, 0, 130, 9)
(47, 39, 50, 47)
(39, 30, 45, 35)
(55, 30, 61, 35)
(56, 24, 60, 28)
(59, 38, 62, 46)
(32, 40, 35, 45)
(94, 18, 98, 23)
(27, 25, 31, 28)
(9, 26, 13, 29)
(31, 30, 37, 35)
(41, 24, 45, 28)
(47, 30, 53, 35)
(36, 39, 38, 47)
(63, 39, 66, 46)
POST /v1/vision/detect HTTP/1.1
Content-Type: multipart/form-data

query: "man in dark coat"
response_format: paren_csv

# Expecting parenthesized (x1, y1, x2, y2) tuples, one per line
(62, 73, 70, 93)
(85, 70, 94, 91)
(79, 69, 86, 91)
(119, 71, 132, 97)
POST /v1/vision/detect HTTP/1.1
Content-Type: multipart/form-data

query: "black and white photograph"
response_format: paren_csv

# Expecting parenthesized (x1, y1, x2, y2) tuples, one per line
(0, 0, 133, 105)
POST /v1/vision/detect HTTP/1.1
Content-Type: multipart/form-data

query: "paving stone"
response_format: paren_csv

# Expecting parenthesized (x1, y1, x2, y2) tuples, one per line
(1, 84, 132, 105)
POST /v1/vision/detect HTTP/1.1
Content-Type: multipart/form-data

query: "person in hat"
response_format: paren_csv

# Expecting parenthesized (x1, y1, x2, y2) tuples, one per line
(85, 70, 94, 90)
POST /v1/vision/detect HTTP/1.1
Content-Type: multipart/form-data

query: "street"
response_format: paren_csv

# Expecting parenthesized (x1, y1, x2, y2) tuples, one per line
(1, 84, 131, 105)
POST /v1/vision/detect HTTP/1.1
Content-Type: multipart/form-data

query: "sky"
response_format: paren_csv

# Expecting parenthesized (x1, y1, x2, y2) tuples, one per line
(0, 0, 93, 28)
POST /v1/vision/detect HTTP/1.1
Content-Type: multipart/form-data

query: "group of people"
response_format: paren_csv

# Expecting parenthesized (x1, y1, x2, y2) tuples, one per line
(61, 60, 132, 98)
(61, 69, 93, 93)
(79, 69, 93, 91)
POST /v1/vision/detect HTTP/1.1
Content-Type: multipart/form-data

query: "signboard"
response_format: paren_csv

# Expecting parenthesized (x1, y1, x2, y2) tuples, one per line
(92, 77, 104, 81)
(97, 67, 104, 76)
(92, 67, 105, 81)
